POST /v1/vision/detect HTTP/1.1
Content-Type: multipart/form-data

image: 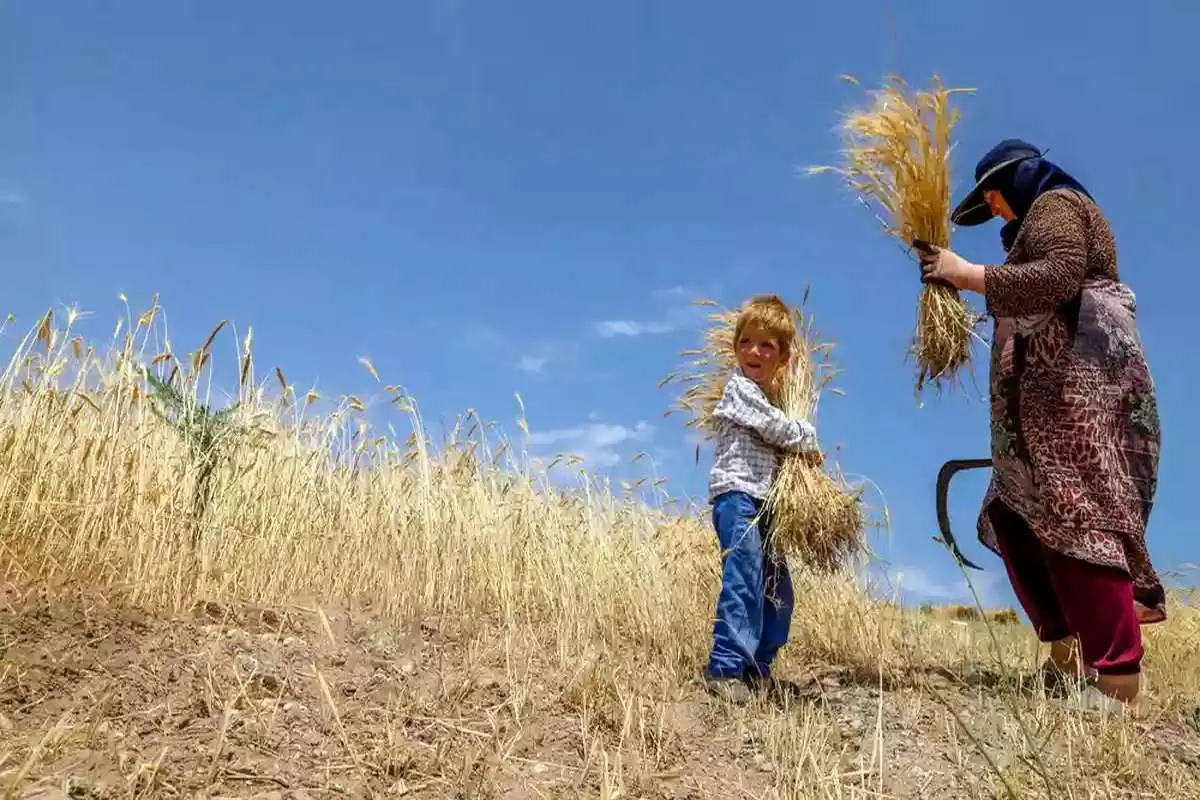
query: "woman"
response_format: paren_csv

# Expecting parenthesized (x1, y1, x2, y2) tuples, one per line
(919, 139, 1166, 710)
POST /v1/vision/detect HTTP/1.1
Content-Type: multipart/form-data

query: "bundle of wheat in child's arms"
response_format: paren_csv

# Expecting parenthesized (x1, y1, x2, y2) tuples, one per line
(659, 294, 865, 569)
(763, 302, 864, 570)
(807, 73, 982, 393)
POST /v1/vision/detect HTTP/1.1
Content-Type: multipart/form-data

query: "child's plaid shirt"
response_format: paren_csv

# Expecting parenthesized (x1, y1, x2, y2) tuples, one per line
(707, 370, 819, 503)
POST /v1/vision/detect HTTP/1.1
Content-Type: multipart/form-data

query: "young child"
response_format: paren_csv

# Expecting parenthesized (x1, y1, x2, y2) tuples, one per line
(704, 294, 823, 703)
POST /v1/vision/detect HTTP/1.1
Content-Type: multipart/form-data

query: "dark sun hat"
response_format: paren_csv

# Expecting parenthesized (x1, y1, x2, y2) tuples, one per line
(951, 138, 1046, 227)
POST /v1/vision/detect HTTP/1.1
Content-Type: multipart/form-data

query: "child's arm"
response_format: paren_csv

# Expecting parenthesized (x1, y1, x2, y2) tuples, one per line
(712, 374, 819, 454)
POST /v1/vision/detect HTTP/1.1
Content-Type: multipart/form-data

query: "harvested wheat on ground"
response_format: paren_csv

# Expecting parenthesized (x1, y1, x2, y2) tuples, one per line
(661, 294, 865, 570)
(808, 73, 982, 393)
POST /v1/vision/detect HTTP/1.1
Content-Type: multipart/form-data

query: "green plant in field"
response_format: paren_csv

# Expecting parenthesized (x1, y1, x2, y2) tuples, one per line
(142, 367, 270, 548)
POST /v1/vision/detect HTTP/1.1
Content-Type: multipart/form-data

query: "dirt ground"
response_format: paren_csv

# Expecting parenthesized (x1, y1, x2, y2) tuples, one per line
(3, 582, 1198, 799)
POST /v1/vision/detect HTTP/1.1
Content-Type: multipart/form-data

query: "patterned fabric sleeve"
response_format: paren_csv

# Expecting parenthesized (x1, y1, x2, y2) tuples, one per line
(712, 374, 818, 453)
(983, 191, 1089, 318)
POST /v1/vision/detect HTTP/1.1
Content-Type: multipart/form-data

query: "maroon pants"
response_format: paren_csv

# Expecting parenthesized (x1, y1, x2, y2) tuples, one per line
(987, 502, 1143, 676)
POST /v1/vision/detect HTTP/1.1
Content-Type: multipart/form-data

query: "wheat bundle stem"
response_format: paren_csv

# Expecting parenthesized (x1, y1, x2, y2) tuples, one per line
(808, 73, 982, 393)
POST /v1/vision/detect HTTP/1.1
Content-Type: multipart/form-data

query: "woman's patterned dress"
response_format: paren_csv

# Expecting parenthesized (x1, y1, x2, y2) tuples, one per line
(975, 188, 1167, 621)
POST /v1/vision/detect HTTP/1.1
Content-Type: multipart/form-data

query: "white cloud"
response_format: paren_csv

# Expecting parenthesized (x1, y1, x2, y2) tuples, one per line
(889, 565, 962, 600)
(581, 450, 622, 469)
(594, 319, 679, 338)
(517, 354, 549, 374)
(515, 342, 565, 374)
(461, 324, 504, 348)
(529, 421, 653, 448)
(0, 191, 24, 206)
(527, 420, 655, 470)
(594, 290, 711, 340)
(874, 563, 1002, 606)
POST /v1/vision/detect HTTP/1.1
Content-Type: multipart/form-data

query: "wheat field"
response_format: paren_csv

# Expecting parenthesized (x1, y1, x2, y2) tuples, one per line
(0, 300, 1197, 798)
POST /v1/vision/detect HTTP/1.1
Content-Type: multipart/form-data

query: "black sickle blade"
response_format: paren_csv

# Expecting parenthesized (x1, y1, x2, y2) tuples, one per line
(934, 458, 993, 571)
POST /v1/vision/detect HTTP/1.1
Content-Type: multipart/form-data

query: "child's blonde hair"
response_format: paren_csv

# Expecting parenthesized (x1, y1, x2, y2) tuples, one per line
(733, 294, 796, 362)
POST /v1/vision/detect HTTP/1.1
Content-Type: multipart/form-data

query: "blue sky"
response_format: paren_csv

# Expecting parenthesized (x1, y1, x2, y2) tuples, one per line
(4, 2, 1197, 609)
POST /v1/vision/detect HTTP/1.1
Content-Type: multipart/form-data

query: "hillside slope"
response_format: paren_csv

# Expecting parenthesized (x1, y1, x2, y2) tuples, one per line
(4, 581, 1199, 799)
(1, 305, 1198, 798)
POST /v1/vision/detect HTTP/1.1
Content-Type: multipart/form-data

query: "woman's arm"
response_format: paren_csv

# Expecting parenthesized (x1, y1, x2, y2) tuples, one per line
(983, 192, 1089, 318)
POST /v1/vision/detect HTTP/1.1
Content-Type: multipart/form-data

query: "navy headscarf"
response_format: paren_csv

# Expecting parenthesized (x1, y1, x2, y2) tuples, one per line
(986, 154, 1093, 251)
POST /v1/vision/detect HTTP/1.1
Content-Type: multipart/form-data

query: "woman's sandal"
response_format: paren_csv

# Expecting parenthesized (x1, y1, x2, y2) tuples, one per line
(1042, 659, 1144, 717)
(1067, 684, 1134, 717)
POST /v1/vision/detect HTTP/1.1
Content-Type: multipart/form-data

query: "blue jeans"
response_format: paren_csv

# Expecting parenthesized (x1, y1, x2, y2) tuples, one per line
(706, 490, 795, 679)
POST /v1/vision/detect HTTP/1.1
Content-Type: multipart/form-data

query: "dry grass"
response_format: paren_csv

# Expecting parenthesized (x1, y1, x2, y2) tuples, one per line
(1, 298, 1198, 798)
(807, 73, 983, 393)
(660, 294, 865, 569)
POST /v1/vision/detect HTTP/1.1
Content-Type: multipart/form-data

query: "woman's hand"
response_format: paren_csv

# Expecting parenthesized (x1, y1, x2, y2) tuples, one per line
(919, 245, 986, 294)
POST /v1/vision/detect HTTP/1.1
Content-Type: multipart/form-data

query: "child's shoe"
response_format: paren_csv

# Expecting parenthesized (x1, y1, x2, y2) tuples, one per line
(705, 675, 752, 704)
(745, 673, 812, 701)
(743, 673, 778, 695)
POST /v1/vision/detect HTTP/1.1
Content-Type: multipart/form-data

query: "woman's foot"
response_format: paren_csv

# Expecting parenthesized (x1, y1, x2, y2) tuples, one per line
(1095, 673, 1141, 703)
(1048, 637, 1084, 677)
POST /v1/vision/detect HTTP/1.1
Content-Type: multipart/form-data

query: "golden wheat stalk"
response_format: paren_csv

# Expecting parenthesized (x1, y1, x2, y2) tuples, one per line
(657, 299, 739, 441)
(808, 73, 982, 393)
(661, 294, 865, 569)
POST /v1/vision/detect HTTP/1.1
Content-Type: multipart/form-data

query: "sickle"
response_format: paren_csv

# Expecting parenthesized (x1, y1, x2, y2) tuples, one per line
(934, 458, 993, 571)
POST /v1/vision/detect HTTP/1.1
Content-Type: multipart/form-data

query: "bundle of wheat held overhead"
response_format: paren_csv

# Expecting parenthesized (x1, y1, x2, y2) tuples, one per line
(808, 73, 981, 393)
(660, 294, 865, 569)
